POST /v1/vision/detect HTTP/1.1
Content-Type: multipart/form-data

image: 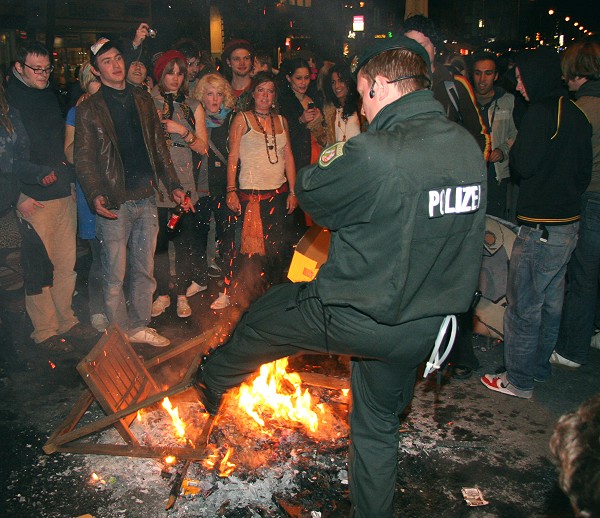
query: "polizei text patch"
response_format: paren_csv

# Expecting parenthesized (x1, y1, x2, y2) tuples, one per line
(428, 184, 481, 218)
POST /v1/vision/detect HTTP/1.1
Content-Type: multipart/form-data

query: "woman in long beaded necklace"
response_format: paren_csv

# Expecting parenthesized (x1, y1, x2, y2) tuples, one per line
(224, 72, 297, 305)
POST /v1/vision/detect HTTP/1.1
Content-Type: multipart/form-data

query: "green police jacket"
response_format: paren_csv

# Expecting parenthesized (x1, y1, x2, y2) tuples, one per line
(296, 89, 487, 326)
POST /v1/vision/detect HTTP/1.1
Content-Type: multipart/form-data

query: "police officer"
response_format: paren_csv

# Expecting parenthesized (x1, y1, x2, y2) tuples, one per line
(195, 37, 486, 517)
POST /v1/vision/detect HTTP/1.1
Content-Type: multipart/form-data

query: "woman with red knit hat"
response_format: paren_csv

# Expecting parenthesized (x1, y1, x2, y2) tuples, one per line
(150, 50, 209, 319)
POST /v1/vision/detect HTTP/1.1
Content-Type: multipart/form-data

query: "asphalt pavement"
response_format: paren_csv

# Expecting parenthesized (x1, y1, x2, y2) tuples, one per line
(0, 250, 598, 517)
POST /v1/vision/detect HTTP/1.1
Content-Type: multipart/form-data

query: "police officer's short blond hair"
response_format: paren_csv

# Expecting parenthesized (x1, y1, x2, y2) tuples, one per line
(360, 49, 431, 96)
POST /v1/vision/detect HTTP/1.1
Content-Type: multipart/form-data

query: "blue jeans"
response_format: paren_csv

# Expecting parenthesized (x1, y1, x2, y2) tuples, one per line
(556, 192, 600, 364)
(504, 222, 578, 390)
(96, 197, 158, 333)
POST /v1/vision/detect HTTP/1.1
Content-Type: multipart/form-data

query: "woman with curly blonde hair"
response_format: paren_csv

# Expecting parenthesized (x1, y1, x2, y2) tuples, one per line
(191, 73, 239, 308)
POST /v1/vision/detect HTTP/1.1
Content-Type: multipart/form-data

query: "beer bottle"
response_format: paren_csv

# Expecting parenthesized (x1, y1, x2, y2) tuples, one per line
(167, 191, 192, 230)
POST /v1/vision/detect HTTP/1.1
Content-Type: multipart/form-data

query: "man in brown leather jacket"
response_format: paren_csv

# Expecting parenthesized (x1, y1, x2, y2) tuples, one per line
(75, 38, 186, 347)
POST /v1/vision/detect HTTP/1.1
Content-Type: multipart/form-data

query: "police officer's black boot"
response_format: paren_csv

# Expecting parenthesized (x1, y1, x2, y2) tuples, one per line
(194, 353, 224, 415)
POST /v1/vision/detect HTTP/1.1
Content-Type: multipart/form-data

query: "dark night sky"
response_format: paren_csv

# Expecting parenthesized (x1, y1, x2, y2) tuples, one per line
(555, 0, 600, 31)
(540, 0, 599, 32)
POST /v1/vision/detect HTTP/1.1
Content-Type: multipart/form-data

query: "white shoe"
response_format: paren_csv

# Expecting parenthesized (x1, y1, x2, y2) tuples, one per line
(177, 295, 192, 318)
(90, 313, 109, 333)
(210, 292, 231, 310)
(550, 351, 581, 369)
(591, 332, 600, 350)
(151, 295, 170, 317)
(186, 281, 207, 298)
(127, 327, 170, 347)
(208, 260, 222, 278)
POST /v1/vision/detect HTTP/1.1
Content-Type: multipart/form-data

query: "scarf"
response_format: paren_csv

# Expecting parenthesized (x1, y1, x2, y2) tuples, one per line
(206, 106, 232, 128)
(161, 91, 195, 146)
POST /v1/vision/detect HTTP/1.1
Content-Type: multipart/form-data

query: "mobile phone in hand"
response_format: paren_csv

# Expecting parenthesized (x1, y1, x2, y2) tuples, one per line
(307, 102, 315, 109)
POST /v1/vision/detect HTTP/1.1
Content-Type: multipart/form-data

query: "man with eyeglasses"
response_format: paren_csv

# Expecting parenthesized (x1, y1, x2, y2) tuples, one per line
(6, 40, 99, 353)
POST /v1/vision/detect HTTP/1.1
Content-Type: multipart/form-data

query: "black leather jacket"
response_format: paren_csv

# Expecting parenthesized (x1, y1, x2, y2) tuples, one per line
(74, 85, 181, 209)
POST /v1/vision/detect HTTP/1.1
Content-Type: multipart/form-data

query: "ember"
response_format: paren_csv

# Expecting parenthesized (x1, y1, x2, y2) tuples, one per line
(237, 358, 319, 433)
(89, 472, 105, 485)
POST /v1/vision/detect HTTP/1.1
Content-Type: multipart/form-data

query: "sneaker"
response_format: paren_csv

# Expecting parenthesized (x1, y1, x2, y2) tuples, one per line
(186, 281, 208, 298)
(90, 313, 109, 333)
(480, 372, 533, 399)
(210, 292, 231, 310)
(591, 333, 600, 350)
(177, 295, 192, 318)
(208, 261, 222, 278)
(550, 351, 581, 369)
(151, 295, 171, 317)
(452, 365, 473, 380)
(127, 327, 170, 347)
(38, 334, 74, 353)
(62, 322, 99, 340)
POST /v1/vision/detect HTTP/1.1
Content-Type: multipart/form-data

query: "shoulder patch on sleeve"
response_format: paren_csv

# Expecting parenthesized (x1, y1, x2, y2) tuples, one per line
(319, 142, 345, 168)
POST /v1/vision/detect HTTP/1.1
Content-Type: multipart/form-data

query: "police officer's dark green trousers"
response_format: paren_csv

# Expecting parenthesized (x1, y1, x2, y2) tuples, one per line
(202, 281, 443, 517)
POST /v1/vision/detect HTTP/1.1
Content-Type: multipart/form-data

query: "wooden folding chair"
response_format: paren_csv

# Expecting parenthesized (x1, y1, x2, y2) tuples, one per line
(43, 325, 216, 459)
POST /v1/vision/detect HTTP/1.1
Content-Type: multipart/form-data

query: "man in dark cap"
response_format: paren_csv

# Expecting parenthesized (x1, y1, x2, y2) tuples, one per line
(74, 38, 185, 347)
(123, 23, 152, 91)
(481, 47, 591, 398)
(194, 36, 485, 516)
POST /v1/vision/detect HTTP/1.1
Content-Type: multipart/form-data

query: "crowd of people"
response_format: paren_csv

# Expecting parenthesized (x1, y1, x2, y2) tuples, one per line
(0, 14, 599, 517)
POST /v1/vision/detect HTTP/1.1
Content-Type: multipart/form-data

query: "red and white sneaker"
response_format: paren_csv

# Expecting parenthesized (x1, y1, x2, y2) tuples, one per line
(481, 372, 532, 399)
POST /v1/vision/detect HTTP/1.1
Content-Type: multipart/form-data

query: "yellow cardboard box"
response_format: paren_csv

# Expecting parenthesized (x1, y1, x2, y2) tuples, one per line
(287, 225, 331, 282)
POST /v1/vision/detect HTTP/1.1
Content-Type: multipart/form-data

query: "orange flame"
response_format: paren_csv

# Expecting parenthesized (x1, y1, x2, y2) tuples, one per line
(203, 451, 218, 470)
(161, 397, 186, 438)
(218, 448, 236, 477)
(237, 358, 319, 432)
(164, 455, 176, 465)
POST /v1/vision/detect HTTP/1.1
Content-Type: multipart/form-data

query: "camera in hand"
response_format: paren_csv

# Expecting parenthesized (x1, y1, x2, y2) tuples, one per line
(148, 28, 157, 38)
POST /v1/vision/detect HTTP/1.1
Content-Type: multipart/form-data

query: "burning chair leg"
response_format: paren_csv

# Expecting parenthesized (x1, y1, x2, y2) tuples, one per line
(43, 325, 220, 460)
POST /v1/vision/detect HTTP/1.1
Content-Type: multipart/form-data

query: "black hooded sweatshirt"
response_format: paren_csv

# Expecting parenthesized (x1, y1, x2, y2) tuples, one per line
(510, 48, 592, 225)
